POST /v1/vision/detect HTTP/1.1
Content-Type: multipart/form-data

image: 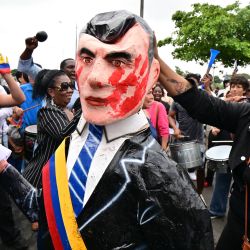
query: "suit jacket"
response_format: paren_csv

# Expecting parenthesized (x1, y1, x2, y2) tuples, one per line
(0, 128, 214, 250)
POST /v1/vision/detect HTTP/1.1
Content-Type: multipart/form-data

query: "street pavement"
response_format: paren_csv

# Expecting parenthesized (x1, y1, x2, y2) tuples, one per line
(0, 183, 227, 250)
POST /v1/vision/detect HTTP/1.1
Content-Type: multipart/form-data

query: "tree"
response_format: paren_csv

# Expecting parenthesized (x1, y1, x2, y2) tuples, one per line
(158, 2, 250, 67)
(213, 75, 222, 84)
(175, 66, 184, 76)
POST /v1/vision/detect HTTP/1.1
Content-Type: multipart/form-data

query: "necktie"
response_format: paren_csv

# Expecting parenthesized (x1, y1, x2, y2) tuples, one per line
(69, 124, 103, 216)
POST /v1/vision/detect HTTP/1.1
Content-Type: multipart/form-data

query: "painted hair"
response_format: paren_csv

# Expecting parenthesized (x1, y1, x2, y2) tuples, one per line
(81, 10, 154, 64)
(32, 69, 66, 99)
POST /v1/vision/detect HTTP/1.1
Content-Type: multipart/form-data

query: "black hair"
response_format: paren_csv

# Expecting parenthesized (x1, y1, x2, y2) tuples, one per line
(230, 75, 249, 92)
(81, 10, 154, 64)
(223, 79, 230, 89)
(185, 73, 201, 84)
(152, 83, 165, 96)
(15, 71, 29, 83)
(32, 69, 66, 99)
(60, 58, 75, 70)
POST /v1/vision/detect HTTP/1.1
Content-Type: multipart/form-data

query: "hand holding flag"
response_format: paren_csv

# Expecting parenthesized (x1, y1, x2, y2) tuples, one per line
(0, 53, 10, 74)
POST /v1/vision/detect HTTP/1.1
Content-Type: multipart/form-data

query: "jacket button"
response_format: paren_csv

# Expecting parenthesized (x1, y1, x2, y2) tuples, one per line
(241, 156, 246, 161)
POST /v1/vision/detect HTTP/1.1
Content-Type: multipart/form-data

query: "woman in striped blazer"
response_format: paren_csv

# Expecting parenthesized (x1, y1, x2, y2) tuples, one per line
(23, 69, 81, 189)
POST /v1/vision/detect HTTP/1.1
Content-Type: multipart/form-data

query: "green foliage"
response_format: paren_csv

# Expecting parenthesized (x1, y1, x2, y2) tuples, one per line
(213, 75, 222, 84)
(175, 66, 184, 75)
(11, 69, 17, 76)
(159, 2, 250, 67)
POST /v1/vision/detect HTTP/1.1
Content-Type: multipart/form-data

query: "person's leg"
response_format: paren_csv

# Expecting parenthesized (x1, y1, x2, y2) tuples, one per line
(210, 172, 232, 217)
(205, 168, 215, 186)
(216, 210, 244, 250)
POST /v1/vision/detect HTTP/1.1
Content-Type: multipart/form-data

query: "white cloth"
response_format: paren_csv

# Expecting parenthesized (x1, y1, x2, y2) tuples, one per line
(0, 144, 12, 160)
(67, 110, 149, 206)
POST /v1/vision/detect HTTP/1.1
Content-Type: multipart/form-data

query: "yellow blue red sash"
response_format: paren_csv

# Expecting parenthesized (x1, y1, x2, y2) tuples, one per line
(42, 139, 87, 250)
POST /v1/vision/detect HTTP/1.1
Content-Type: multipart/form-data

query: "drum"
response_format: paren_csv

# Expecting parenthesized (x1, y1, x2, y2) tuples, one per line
(205, 145, 232, 173)
(169, 140, 203, 169)
(24, 125, 37, 161)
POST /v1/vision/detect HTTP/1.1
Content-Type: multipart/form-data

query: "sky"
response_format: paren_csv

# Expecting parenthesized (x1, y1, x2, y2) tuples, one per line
(1, 0, 249, 79)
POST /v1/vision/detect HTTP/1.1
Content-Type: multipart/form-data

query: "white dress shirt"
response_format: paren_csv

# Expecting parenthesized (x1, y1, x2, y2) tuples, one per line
(67, 110, 149, 206)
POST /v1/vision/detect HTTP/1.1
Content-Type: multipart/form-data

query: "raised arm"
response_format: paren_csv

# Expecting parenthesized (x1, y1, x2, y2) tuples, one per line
(18, 36, 42, 81)
(0, 55, 25, 106)
(154, 37, 192, 96)
(20, 37, 38, 60)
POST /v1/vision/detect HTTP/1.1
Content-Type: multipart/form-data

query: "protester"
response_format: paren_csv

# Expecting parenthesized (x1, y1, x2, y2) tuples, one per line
(7, 72, 43, 172)
(0, 86, 13, 148)
(0, 55, 25, 106)
(154, 38, 250, 250)
(152, 83, 170, 112)
(0, 10, 213, 250)
(144, 88, 169, 150)
(208, 75, 249, 219)
(168, 73, 206, 194)
(18, 36, 79, 109)
(0, 54, 27, 249)
(23, 69, 81, 189)
(142, 88, 158, 140)
(15, 71, 30, 85)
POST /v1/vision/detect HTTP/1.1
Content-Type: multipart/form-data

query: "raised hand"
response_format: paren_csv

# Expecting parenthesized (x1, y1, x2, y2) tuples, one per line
(0, 53, 10, 74)
(25, 37, 38, 50)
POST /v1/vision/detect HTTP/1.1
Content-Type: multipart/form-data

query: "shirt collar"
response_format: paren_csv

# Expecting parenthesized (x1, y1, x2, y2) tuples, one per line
(76, 109, 149, 142)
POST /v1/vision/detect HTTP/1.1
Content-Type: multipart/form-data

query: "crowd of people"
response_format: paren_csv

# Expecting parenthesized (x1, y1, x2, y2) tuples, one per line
(0, 9, 250, 250)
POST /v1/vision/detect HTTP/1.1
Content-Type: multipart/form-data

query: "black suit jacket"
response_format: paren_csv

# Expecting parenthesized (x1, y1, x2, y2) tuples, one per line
(75, 129, 213, 250)
(1, 128, 214, 250)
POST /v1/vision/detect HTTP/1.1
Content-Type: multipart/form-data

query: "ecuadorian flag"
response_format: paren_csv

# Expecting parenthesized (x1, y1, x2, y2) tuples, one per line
(0, 54, 10, 74)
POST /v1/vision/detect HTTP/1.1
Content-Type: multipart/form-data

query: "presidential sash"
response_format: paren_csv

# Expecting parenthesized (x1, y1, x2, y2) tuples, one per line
(42, 139, 87, 250)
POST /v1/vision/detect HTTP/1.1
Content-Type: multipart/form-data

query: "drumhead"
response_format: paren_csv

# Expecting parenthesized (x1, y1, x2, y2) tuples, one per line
(25, 125, 37, 134)
(205, 145, 232, 161)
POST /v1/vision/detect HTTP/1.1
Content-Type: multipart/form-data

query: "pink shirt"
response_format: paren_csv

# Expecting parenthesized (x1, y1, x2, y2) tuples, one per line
(147, 101, 169, 139)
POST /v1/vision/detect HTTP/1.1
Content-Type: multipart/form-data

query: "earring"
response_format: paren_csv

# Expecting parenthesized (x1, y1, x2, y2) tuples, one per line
(50, 97, 55, 106)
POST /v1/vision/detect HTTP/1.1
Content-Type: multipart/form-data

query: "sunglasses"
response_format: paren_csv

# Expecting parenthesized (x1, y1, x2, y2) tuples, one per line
(53, 82, 75, 92)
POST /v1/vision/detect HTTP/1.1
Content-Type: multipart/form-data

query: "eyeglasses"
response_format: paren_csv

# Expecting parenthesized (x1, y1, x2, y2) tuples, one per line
(53, 82, 75, 92)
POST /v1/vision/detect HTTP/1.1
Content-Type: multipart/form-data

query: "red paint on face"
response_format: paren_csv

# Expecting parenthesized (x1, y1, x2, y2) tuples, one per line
(140, 57, 148, 76)
(109, 68, 125, 86)
(116, 73, 149, 117)
(76, 63, 84, 90)
(105, 55, 150, 117)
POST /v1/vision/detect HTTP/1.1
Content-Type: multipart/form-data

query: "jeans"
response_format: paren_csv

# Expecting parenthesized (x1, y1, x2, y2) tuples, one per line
(209, 171, 232, 216)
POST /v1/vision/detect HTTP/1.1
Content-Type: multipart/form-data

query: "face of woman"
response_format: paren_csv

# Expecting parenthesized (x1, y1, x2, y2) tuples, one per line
(152, 86, 163, 101)
(143, 89, 154, 109)
(49, 75, 74, 107)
